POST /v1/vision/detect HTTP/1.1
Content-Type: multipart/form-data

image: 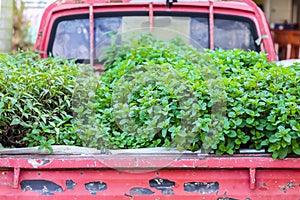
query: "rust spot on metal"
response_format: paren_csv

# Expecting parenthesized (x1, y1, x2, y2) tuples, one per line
(28, 159, 50, 168)
(257, 182, 268, 191)
(109, 0, 123, 2)
(124, 193, 132, 197)
(124, 193, 134, 200)
(184, 182, 219, 194)
(149, 178, 175, 195)
(66, 180, 76, 190)
(20, 180, 63, 195)
(85, 181, 107, 195)
(279, 181, 295, 193)
(130, 187, 154, 195)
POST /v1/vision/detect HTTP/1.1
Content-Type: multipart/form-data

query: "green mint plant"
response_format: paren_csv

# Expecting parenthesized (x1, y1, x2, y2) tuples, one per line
(0, 51, 82, 152)
(1, 35, 299, 159)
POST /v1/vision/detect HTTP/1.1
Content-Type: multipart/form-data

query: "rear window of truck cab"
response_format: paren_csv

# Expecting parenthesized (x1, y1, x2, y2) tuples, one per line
(47, 12, 260, 62)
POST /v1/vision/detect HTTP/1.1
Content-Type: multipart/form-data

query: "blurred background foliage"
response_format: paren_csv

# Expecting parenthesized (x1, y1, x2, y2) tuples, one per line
(12, 0, 34, 52)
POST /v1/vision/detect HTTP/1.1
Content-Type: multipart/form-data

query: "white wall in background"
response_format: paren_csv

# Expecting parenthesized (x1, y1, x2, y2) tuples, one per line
(0, 0, 13, 53)
(269, 0, 293, 24)
(21, 0, 55, 43)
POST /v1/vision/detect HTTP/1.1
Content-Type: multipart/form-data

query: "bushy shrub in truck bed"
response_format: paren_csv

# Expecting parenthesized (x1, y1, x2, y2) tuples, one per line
(1, 35, 299, 159)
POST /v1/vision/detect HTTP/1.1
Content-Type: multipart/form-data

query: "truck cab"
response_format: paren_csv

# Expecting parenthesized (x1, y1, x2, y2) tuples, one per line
(35, 0, 277, 67)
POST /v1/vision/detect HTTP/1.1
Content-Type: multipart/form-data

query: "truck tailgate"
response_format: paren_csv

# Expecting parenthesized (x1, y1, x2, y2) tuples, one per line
(0, 147, 299, 200)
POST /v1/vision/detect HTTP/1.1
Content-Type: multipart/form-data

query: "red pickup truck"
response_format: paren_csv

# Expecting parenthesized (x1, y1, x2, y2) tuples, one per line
(0, 0, 299, 199)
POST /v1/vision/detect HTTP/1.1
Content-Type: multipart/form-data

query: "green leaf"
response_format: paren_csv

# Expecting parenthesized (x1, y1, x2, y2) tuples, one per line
(290, 120, 300, 131)
(218, 144, 227, 152)
(266, 124, 277, 131)
(235, 118, 243, 126)
(255, 124, 265, 131)
(277, 148, 289, 159)
(162, 128, 167, 138)
(49, 121, 56, 128)
(269, 135, 279, 143)
(235, 139, 241, 145)
(261, 140, 269, 146)
(227, 148, 234, 155)
(272, 151, 279, 159)
(48, 139, 55, 145)
(227, 130, 237, 138)
(245, 109, 255, 116)
(283, 134, 292, 143)
(246, 118, 255, 125)
(267, 115, 276, 123)
(293, 148, 300, 155)
(228, 112, 236, 118)
(119, 119, 128, 125)
(10, 118, 21, 126)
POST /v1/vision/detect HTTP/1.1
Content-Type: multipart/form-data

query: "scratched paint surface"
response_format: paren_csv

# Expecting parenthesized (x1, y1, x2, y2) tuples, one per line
(0, 168, 299, 199)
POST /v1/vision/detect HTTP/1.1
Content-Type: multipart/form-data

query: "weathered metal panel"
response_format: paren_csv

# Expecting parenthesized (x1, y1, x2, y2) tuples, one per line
(0, 163, 300, 199)
(0, 155, 300, 199)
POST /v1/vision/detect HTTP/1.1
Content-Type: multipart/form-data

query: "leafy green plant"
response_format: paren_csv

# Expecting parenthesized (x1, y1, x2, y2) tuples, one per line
(209, 49, 300, 159)
(1, 35, 299, 159)
(79, 34, 300, 159)
(0, 51, 82, 152)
